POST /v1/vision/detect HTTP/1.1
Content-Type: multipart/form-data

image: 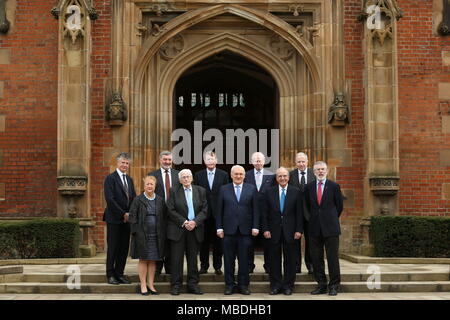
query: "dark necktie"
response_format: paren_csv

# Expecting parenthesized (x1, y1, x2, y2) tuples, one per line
(164, 169, 170, 200)
(122, 174, 129, 202)
(300, 171, 306, 188)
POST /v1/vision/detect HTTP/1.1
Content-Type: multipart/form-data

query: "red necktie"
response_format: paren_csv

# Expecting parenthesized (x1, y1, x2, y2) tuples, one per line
(317, 181, 323, 205)
(165, 170, 170, 200)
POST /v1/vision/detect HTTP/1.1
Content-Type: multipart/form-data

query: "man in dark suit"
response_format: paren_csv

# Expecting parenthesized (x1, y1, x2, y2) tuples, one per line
(103, 152, 136, 285)
(289, 152, 315, 274)
(194, 151, 229, 275)
(262, 167, 303, 295)
(244, 152, 275, 273)
(216, 165, 259, 295)
(304, 161, 344, 296)
(148, 150, 181, 274)
(166, 169, 208, 295)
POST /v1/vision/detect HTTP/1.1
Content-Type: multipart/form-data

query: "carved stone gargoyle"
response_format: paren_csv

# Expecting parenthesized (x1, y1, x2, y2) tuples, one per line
(0, 0, 10, 34)
(328, 92, 350, 127)
(438, 0, 450, 36)
(106, 92, 127, 126)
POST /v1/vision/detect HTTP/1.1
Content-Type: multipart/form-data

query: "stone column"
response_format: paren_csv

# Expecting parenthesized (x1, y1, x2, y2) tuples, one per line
(359, 0, 402, 253)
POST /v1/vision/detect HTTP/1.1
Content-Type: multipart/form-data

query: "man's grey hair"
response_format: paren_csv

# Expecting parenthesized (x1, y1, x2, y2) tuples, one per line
(159, 150, 172, 158)
(178, 169, 193, 179)
(251, 152, 266, 163)
(313, 161, 327, 169)
(295, 152, 308, 161)
(116, 152, 131, 161)
(231, 165, 245, 175)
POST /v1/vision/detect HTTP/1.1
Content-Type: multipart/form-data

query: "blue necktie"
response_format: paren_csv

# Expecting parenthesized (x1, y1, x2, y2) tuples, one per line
(235, 185, 241, 202)
(208, 171, 214, 189)
(256, 171, 262, 191)
(186, 188, 195, 220)
(280, 188, 286, 213)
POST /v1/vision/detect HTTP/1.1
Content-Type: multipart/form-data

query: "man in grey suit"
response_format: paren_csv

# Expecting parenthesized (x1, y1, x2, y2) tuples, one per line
(148, 150, 181, 274)
(289, 152, 315, 274)
(166, 169, 208, 295)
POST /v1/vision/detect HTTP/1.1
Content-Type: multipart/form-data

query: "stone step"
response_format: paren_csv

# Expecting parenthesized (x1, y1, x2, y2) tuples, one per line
(3, 272, 448, 283)
(1, 281, 450, 294)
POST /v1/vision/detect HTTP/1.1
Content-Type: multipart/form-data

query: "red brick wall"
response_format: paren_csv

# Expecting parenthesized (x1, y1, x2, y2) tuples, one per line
(0, 1, 58, 217)
(396, 0, 450, 216)
(341, 0, 367, 247)
(89, 0, 113, 250)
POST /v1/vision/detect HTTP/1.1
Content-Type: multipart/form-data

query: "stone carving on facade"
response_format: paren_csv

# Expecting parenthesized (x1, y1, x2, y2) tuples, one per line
(51, 0, 98, 44)
(106, 92, 127, 126)
(438, 0, 450, 35)
(0, 0, 10, 34)
(328, 92, 350, 126)
(57, 176, 87, 218)
(136, 21, 165, 37)
(289, 4, 304, 16)
(358, 0, 403, 46)
(159, 34, 184, 60)
(268, 34, 294, 60)
(51, 0, 98, 20)
(369, 176, 399, 215)
(150, 3, 169, 16)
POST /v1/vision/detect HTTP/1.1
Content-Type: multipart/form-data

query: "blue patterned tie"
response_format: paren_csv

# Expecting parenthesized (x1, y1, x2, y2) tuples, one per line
(280, 188, 286, 214)
(235, 185, 241, 202)
(186, 188, 195, 220)
(208, 171, 214, 189)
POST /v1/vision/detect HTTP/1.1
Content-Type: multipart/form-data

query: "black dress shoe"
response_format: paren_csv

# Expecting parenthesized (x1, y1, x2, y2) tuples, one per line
(269, 288, 280, 295)
(107, 276, 120, 285)
(249, 268, 254, 274)
(215, 269, 223, 275)
(296, 268, 301, 274)
(117, 276, 131, 284)
(328, 287, 338, 296)
(311, 287, 328, 295)
(308, 270, 314, 275)
(139, 288, 150, 296)
(146, 286, 159, 295)
(284, 288, 293, 295)
(224, 286, 235, 295)
(239, 287, 251, 295)
(199, 268, 208, 274)
(188, 287, 203, 295)
(170, 287, 180, 295)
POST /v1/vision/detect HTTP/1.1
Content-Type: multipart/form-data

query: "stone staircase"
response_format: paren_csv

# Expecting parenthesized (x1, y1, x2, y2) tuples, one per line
(2, 268, 450, 294)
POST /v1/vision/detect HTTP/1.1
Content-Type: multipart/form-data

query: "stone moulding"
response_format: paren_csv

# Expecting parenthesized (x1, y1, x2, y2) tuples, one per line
(57, 176, 88, 196)
(369, 176, 400, 196)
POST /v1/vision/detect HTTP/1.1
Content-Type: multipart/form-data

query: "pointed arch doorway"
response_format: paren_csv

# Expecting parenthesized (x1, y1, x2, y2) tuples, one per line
(173, 50, 279, 174)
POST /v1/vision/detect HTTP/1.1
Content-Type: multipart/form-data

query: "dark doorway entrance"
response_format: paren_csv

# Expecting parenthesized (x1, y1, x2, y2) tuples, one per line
(173, 50, 278, 174)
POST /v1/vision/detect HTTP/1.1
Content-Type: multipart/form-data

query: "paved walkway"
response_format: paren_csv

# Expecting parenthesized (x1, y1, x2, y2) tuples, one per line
(1, 255, 449, 300)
